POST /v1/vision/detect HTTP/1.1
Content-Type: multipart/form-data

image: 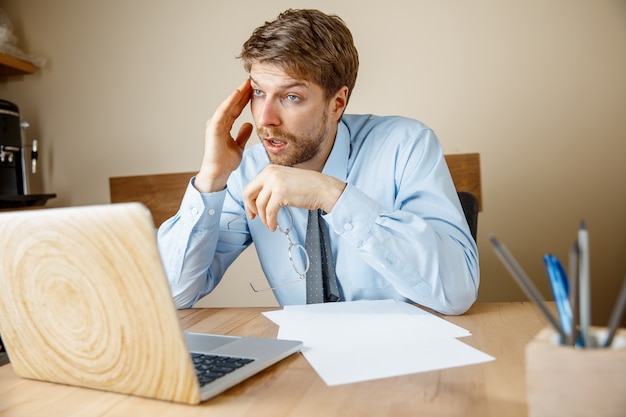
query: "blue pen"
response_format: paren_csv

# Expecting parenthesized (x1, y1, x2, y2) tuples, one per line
(543, 254, 573, 343)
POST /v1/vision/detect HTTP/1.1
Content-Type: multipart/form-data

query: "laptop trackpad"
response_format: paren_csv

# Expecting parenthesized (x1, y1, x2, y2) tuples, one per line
(184, 332, 241, 352)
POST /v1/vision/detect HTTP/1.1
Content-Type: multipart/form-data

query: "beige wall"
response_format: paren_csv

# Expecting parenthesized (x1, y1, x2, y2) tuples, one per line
(1, 0, 624, 323)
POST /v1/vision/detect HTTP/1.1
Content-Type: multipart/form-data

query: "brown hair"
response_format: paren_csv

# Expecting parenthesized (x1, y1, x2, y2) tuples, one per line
(239, 9, 359, 102)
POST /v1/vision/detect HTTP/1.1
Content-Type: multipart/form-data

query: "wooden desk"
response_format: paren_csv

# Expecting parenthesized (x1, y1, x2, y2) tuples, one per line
(0, 302, 546, 417)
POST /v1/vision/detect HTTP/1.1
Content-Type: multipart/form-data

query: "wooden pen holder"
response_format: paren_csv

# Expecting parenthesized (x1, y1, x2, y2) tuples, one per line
(526, 327, 626, 417)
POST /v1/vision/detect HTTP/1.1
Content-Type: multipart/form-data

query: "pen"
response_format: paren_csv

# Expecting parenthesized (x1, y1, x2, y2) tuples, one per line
(568, 242, 580, 347)
(578, 221, 591, 347)
(489, 234, 567, 342)
(603, 274, 626, 348)
(543, 254, 572, 338)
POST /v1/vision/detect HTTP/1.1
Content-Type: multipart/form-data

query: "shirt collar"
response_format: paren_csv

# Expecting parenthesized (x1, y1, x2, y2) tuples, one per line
(321, 120, 349, 182)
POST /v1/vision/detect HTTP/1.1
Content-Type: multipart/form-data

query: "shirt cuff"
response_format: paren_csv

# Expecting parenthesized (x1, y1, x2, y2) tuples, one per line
(324, 183, 381, 247)
(179, 177, 227, 230)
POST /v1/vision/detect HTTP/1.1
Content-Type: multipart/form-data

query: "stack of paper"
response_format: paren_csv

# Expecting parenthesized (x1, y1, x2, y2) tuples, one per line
(263, 299, 494, 386)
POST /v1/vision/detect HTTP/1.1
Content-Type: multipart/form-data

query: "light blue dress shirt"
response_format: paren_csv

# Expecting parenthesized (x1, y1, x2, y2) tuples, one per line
(157, 114, 479, 314)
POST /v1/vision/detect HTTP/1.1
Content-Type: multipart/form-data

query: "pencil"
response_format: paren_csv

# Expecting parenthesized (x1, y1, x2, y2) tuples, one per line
(568, 242, 580, 346)
(603, 274, 626, 348)
(489, 234, 567, 342)
(578, 221, 591, 347)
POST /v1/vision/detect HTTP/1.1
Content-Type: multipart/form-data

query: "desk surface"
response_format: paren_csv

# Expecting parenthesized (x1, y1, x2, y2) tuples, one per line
(0, 302, 546, 417)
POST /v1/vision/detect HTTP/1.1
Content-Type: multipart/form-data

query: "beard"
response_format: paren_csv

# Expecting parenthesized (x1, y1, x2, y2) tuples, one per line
(257, 110, 329, 167)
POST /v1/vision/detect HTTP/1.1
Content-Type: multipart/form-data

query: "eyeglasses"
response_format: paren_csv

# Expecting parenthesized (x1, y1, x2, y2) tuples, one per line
(227, 206, 310, 293)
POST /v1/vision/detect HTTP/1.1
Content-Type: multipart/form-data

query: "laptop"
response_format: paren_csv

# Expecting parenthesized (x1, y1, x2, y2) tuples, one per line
(0, 202, 302, 404)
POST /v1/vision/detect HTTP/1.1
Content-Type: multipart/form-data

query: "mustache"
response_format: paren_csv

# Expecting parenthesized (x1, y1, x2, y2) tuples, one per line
(257, 127, 297, 142)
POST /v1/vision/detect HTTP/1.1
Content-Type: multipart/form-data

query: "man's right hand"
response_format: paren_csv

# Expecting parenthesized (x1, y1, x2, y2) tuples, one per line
(194, 79, 254, 193)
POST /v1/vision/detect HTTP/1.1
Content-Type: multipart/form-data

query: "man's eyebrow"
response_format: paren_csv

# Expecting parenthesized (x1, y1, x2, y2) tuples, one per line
(249, 77, 308, 90)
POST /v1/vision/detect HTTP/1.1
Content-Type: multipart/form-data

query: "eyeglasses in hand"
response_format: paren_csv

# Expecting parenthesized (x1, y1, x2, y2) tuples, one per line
(227, 206, 310, 293)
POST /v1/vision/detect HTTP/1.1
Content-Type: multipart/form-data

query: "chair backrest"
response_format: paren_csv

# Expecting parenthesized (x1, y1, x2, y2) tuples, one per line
(109, 153, 482, 232)
(457, 191, 479, 241)
(109, 172, 195, 227)
(444, 153, 482, 211)
(444, 152, 482, 240)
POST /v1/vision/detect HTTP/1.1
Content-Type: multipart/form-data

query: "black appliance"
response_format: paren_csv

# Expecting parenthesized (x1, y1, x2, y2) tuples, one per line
(0, 99, 55, 208)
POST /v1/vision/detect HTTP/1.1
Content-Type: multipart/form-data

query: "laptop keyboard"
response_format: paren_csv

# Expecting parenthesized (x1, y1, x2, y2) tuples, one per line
(191, 353, 255, 387)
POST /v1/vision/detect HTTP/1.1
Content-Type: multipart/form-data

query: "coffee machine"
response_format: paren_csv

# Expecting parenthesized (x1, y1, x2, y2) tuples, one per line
(0, 99, 55, 208)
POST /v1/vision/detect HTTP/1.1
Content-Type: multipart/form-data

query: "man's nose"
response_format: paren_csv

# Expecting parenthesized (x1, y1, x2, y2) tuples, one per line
(257, 99, 281, 127)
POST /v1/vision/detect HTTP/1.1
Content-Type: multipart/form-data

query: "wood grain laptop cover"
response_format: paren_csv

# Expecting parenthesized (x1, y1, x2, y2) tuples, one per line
(0, 203, 202, 404)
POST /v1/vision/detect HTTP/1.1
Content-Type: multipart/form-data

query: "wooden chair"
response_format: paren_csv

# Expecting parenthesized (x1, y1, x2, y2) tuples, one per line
(109, 172, 195, 227)
(109, 152, 482, 234)
(445, 152, 482, 240)
(445, 153, 482, 211)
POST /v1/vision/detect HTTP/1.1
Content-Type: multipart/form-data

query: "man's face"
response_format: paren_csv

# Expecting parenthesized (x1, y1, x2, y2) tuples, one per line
(249, 63, 344, 171)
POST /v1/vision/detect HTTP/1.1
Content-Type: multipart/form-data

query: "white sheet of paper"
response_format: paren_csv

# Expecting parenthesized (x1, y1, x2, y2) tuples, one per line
(264, 300, 494, 386)
(302, 336, 494, 386)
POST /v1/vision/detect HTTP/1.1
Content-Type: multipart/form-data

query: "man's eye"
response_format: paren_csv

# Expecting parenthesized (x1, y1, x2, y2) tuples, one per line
(286, 94, 299, 101)
(253, 89, 263, 96)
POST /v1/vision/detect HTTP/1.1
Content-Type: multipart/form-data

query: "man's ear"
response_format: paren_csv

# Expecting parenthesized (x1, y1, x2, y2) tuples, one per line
(330, 86, 349, 120)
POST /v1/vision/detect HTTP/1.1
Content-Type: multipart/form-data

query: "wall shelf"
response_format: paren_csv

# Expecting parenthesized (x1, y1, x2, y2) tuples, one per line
(0, 52, 36, 77)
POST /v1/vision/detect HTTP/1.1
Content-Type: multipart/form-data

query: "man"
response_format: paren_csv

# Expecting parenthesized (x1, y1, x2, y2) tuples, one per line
(157, 9, 479, 315)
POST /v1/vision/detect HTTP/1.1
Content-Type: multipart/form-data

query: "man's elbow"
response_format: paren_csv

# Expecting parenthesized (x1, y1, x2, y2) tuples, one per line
(169, 283, 201, 309)
(443, 272, 480, 315)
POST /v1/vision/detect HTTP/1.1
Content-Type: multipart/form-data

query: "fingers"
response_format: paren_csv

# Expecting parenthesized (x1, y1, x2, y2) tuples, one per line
(243, 180, 277, 232)
(196, 80, 253, 193)
(243, 166, 346, 230)
(235, 123, 254, 150)
(231, 79, 253, 117)
(212, 79, 252, 131)
(243, 170, 283, 231)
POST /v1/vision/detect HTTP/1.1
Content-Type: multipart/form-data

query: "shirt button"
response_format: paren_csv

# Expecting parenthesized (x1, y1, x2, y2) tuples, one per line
(343, 223, 352, 231)
(191, 207, 199, 216)
(208, 208, 216, 216)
